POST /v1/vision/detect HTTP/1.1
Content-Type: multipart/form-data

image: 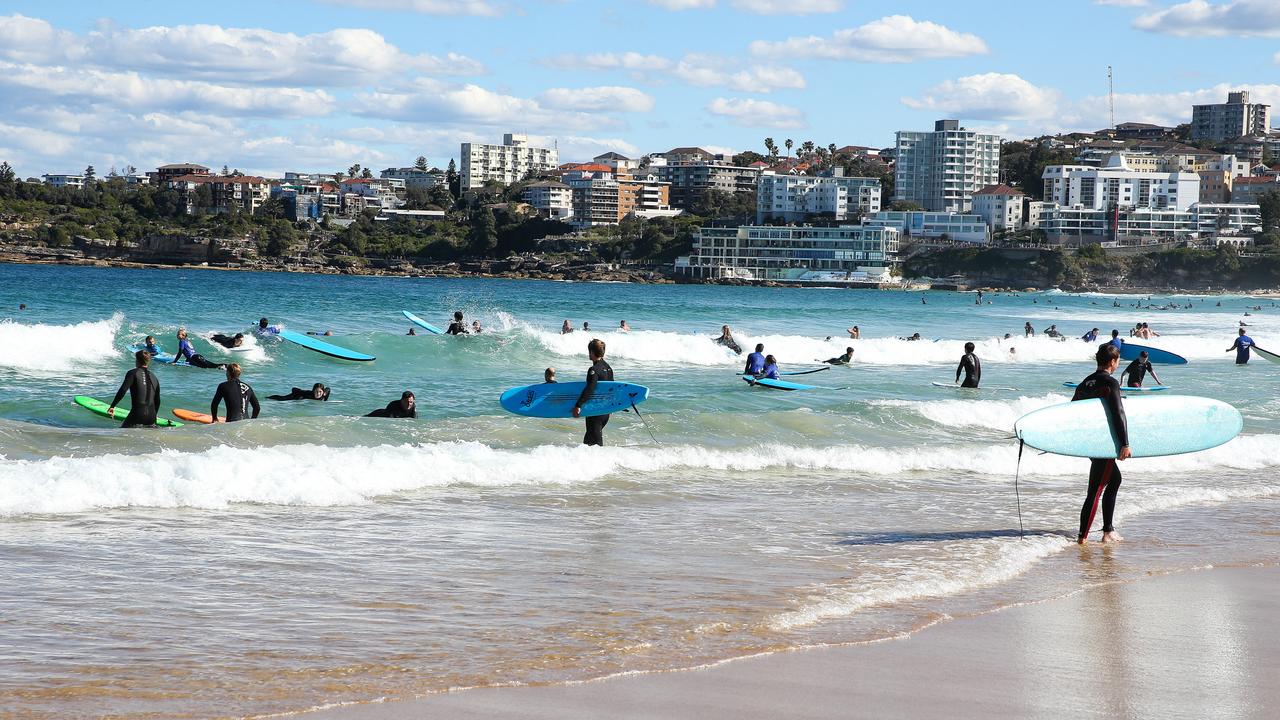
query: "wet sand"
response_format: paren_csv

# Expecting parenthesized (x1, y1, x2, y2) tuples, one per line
(298, 565, 1279, 720)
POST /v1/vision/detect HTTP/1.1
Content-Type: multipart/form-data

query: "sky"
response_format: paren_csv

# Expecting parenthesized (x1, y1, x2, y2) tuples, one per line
(2, 0, 1280, 178)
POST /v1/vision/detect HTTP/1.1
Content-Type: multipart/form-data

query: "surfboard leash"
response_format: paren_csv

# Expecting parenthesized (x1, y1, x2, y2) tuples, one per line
(1014, 439, 1026, 539)
(630, 398, 661, 446)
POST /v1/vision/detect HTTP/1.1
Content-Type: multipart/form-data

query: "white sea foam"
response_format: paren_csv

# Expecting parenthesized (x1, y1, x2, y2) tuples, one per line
(873, 394, 1071, 431)
(0, 314, 122, 373)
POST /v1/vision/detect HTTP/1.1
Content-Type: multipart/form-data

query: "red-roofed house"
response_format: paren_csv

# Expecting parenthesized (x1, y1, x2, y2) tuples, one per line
(1230, 175, 1280, 204)
(972, 184, 1026, 231)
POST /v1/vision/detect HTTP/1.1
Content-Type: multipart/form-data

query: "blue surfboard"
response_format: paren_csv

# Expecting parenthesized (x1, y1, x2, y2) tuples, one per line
(500, 381, 649, 418)
(1015, 395, 1242, 459)
(743, 376, 815, 391)
(1063, 382, 1169, 393)
(277, 329, 375, 362)
(402, 310, 444, 335)
(1119, 342, 1187, 365)
(127, 344, 178, 364)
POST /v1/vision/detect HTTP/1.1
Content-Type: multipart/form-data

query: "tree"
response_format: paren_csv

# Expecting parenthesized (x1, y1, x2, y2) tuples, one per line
(0, 161, 15, 185)
(784, 138, 793, 159)
(800, 140, 815, 159)
(764, 137, 777, 160)
(1259, 190, 1280, 231)
(361, 167, 373, 179)
(414, 155, 429, 171)
(446, 159, 460, 199)
(348, 163, 362, 178)
(889, 200, 922, 212)
(468, 206, 498, 256)
(83, 165, 96, 182)
(334, 170, 345, 182)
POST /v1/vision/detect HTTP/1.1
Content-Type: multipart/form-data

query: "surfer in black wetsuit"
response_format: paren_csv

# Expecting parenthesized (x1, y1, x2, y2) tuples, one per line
(1120, 351, 1161, 388)
(715, 325, 742, 354)
(955, 342, 981, 388)
(1070, 344, 1131, 544)
(366, 391, 416, 418)
(824, 347, 854, 365)
(267, 383, 331, 401)
(446, 311, 469, 335)
(544, 368, 557, 383)
(572, 339, 613, 446)
(108, 350, 161, 428)
(211, 363, 260, 422)
(211, 333, 245, 349)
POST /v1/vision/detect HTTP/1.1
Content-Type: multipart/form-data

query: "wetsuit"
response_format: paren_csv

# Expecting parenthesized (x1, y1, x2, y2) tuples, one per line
(825, 354, 852, 365)
(1122, 358, 1153, 387)
(956, 352, 981, 388)
(109, 367, 160, 428)
(211, 334, 240, 349)
(1081, 331, 1097, 343)
(446, 321, 469, 335)
(366, 400, 415, 418)
(760, 362, 779, 380)
(1071, 371, 1129, 541)
(1108, 337, 1124, 352)
(1229, 334, 1254, 364)
(212, 379, 260, 422)
(716, 336, 742, 354)
(744, 351, 766, 375)
(176, 338, 221, 369)
(143, 342, 163, 356)
(576, 358, 614, 446)
(267, 387, 327, 401)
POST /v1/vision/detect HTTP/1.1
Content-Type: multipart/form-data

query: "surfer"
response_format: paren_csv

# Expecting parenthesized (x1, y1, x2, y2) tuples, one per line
(267, 383, 331, 401)
(583, 321, 590, 332)
(1043, 325, 1062, 338)
(211, 363, 260, 423)
(561, 320, 574, 334)
(955, 342, 981, 388)
(572, 339, 614, 447)
(1081, 328, 1099, 343)
(824, 348, 854, 365)
(108, 350, 161, 428)
(407, 327, 417, 335)
(619, 320, 631, 333)
(1227, 328, 1254, 364)
(1024, 322, 1034, 337)
(760, 355, 780, 380)
(544, 367, 556, 384)
(472, 320, 483, 334)
(847, 326, 860, 339)
(366, 391, 416, 418)
(1107, 329, 1124, 351)
(1120, 350, 1161, 388)
(715, 325, 742, 354)
(141, 335, 163, 357)
(211, 333, 245, 349)
(256, 318, 281, 335)
(1070, 344, 1130, 545)
(174, 328, 224, 369)
(744, 344, 767, 376)
(446, 311, 469, 335)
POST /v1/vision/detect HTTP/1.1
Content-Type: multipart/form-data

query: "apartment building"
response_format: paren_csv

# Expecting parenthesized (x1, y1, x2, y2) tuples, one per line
(756, 169, 881, 223)
(863, 210, 990, 244)
(1042, 155, 1201, 212)
(167, 174, 269, 214)
(522, 181, 574, 222)
(657, 161, 761, 210)
(41, 174, 86, 189)
(1191, 91, 1271, 144)
(150, 163, 210, 186)
(971, 185, 1026, 231)
(1039, 202, 1261, 243)
(460, 133, 558, 190)
(674, 224, 900, 281)
(593, 152, 639, 175)
(894, 119, 1001, 212)
(379, 166, 445, 190)
(1230, 176, 1280, 204)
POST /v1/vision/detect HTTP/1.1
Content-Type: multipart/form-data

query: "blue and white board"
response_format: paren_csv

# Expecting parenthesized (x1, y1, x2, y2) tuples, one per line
(127, 344, 179, 365)
(1014, 395, 1242, 459)
(1119, 342, 1187, 365)
(743, 376, 815, 391)
(1063, 381, 1169, 393)
(402, 310, 444, 335)
(277, 329, 375, 362)
(1253, 345, 1280, 365)
(500, 381, 649, 418)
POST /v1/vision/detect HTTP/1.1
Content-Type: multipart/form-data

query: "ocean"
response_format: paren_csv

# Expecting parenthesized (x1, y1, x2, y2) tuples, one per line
(1, 263, 1277, 719)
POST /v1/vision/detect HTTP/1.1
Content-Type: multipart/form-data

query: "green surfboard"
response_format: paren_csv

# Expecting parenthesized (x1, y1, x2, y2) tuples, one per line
(73, 395, 184, 427)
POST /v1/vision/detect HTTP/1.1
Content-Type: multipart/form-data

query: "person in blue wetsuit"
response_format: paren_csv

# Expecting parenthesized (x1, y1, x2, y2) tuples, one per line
(142, 335, 163, 356)
(174, 328, 223, 369)
(744, 344, 766, 375)
(1226, 328, 1254, 364)
(108, 350, 161, 428)
(760, 355, 780, 380)
(1108, 329, 1124, 351)
(1081, 328, 1098, 343)
(1071, 343, 1130, 544)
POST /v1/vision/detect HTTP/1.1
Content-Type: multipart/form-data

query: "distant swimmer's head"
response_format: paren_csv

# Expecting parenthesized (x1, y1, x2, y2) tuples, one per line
(964, 342, 975, 353)
(313, 383, 330, 400)
(544, 367, 556, 383)
(588, 338, 606, 359)
(259, 318, 269, 328)
(135, 350, 150, 366)
(18, 303, 25, 310)
(583, 321, 590, 330)
(226, 363, 242, 380)
(755, 343, 765, 352)
(1096, 343, 1121, 369)
(408, 327, 416, 335)
(1004, 333, 1012, 339)
(454, 311, 464, 321)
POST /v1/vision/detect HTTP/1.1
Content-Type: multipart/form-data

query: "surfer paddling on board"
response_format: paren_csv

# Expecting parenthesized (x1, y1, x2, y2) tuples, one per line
(255, 317, 281, 336)
(572, 339, 614, 447)
(141, 335, 163, 357)
(1227, 327, 1254, 364)
(267, 383, 330, 401)
(824, 347, 854, 365)
(744, 344, 767, 376)
(955, 342, 981, 388)
(174, 328, 224, 369)
(108, 350, 161, 428)
(211, 363, 260, 423)
(366, 391, 416, 418)
(1120, 351, 1161, 388)
(211, 333, 245, 349)
(1081, 328, 1099, 343)
(715, 325, 742, 354)
(1070, 344, 1130, 544)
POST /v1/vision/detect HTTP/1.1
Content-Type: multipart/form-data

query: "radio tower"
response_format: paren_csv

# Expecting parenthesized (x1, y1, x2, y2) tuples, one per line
(1108, 66, 1116, 129)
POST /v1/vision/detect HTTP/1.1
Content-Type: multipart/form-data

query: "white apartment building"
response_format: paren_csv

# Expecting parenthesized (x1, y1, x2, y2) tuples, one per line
(863, 210, 990, 244)
(522, 181, 574, 222)
(894, 119, 1001, 213)
(460, 133, 558, 190)
(1042, 155, 1201, 212)
(675, 224, 900, 282)
(42, 174, 86, 189)
(971, 184, 1026, 231)
(593, 152, 639, 175)
(1039, 202, 1261, 243)
(756, 170, 881, 223)
(380, 167, 444, 190)
(1191, 91, 1271, 144)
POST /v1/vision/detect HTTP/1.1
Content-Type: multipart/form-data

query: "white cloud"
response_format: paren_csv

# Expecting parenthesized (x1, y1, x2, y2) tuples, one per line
(646, 0, 715, 9)
(537, 86, 655, 112)
(751, 15, 990, 63)
(731, 0, 843, 13)
(902, 73, 1062, 121)
(1094, 0, 1147, 6)
(312, 0, 504, 16)
(356, 79, 622, 132)
(1134, 0, 1280, 37)
(543, 52, 805, 93)
(706, 97, 806, 129)
(545, 52, 674, 72)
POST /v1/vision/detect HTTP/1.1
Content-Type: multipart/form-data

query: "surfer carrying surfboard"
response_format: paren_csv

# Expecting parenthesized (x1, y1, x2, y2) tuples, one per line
(1227, 328, 1254, 365)
(572, 339, 614, 446)
(1070, 344, 1131, 545)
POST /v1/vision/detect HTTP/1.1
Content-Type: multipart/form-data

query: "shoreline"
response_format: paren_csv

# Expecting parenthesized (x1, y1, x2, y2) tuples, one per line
(292, 563, 1280, 719)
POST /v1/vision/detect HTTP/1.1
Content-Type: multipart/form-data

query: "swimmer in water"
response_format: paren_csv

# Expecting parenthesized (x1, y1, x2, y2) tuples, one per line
(561, 320, 573, 335)
(446, 311, 469, 335)
(366, 391, 416, 418)
(544, 367, 556, 383)
(715, 325, 742, 354)
(267, 383, 331, 401)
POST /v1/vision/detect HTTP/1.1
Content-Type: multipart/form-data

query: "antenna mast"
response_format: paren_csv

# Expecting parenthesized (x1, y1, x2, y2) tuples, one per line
(1108, 66, 1116, 129)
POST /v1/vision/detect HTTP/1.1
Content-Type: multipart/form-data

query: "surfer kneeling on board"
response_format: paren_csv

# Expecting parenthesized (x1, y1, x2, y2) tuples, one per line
(1121, 351, 1160, 388)
(1227, 328, 1254, 365)
(572, 339, 614, 447)
(142, 335, 163, 356)
(824, 347, 854, 365)
(211, 363, 260, 423)
(109, 350, 161, 428)
(268, 383, 330, 402)
(955, 342, 981, 388)
(1071, 344, 1131, 545)
(366, 391, 416, 419)
(744, 344, 767, 376)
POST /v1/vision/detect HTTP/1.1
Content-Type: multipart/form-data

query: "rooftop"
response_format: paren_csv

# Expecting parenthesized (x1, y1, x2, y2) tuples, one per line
(973, 184, 1025, 196)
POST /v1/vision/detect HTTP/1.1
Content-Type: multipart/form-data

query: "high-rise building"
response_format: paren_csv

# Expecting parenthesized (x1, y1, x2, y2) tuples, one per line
(756, 169, 881, 223)
(460, 133, 558, 190)
(1191, 91, 1271, 144)
(894, 120, 1001, 213)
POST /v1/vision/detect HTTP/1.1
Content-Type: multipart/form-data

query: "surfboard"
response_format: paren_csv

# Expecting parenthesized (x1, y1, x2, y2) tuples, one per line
(499, 381, 649, 418)
(743, 376, 815, 391)
(73, 396, 183, 427)
(1063, 382, 1169, 393)
(1014, 395, 1241, 459)
(1253, 345, 1280, 365)
(127, 344, 179, 364)
(402, 310, 444, 335)
(172, 408, 222, 424)
(931, 382, 1019, 391)
(1119, 342, 1187, 365)
(277, 329, 375, 362)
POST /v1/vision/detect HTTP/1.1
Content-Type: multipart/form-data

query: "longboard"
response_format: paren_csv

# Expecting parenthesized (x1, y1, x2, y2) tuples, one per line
(72, 396, 183, 427)
(1253, 345, 1280, 365)
(172, 408, 222, 424)
(743, 376, 815, 391)
(931, 382, 1019, 391)
(1063, 382, 1169, 393)
(500, 381, 649, 418)
(1014, 395, 1241, 459)
(402, 310, 444, 335)
(277, 329, 375, 362)
(1119, 341, 1187, 365)
(128, 344, 179, 365)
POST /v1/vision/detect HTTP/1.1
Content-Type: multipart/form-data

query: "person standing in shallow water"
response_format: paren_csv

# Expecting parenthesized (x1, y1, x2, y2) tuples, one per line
(109, 350, 161, 428)
(572, 338, 614, 447)
(1071, 343, 1130, 544)
(955, 342, 981, 388)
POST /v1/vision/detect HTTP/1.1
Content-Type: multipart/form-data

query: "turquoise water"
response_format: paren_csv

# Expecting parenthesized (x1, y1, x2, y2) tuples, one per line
(1, 264, 1277, 718)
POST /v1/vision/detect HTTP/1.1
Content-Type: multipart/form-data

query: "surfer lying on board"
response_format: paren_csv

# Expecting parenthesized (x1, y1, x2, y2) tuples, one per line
(572, 339, 614, 447)
(175, 329, 224, 369)
(142, 336, 162, 356)
(211, 363, 260, 423)
(955, 342, 981, 388)
(715, 325, 742, 354)
(108, 350, 160, 428)
(1070, 344, 1130, 545)
(744, 344, 767, 375)
(824, 348, 854, 365)
(256, 318, 281, 336)
(267, 383, 331, 401)
(1120, 351, 1161, 388)
(1227, 328, 1254, 364)
(366, 391, 416, 418)
(211, 333, 245, 349)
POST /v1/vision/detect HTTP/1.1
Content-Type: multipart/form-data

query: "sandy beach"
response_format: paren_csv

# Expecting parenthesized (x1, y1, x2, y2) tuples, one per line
(298, 565, 1280, 720)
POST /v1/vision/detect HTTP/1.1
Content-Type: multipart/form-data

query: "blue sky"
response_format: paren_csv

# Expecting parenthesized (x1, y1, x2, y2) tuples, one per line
(2, 0, 1279, 177)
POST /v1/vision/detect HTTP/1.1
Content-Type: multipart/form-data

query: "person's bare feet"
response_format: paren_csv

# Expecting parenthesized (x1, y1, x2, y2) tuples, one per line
(1077, 534, 1087, 545)
(1101, 530, 1123, 543)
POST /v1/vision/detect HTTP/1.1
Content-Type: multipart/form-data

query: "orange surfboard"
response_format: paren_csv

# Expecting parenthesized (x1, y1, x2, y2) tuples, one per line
(172, 408, 223, 424)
